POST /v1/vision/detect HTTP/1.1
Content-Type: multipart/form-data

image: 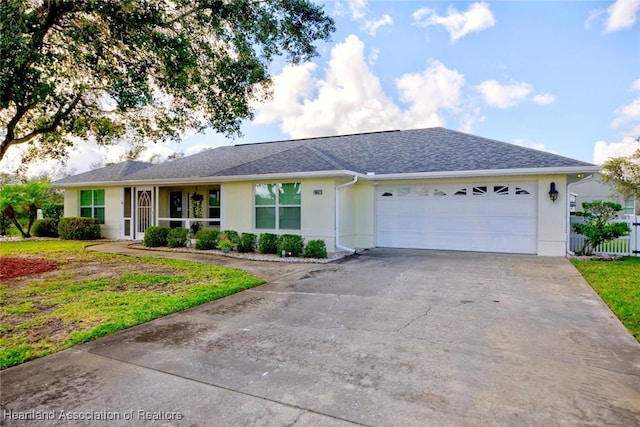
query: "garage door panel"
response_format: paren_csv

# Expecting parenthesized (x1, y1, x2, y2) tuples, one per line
(377, 182, 538, 254)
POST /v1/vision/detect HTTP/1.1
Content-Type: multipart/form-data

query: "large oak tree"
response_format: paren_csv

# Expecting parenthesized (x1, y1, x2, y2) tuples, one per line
(0, 0, 334, 163)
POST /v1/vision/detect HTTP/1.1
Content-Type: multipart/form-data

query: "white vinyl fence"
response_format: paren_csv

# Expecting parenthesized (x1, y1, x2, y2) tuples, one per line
(569, 215, 639, 256)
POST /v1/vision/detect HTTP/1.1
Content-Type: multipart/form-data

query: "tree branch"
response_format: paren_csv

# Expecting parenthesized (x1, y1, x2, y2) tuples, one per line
(11, 93, 83, 146)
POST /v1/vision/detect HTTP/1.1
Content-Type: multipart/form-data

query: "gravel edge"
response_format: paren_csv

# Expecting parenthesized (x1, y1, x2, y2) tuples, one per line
(129, 243, 352, 264)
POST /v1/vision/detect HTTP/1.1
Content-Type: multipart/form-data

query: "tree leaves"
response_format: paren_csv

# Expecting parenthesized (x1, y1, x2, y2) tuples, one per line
(571, 201, 631, 255)
(0, 0, 335, 163)
(601, 148, 640, 202)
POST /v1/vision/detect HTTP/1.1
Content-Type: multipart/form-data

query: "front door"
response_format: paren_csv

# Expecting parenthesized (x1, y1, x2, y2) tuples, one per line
(136, 188, 154, 240)
(169, 191, 183, 228)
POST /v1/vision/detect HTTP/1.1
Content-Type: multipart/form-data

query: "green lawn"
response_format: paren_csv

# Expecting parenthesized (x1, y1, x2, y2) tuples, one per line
(0, 240, 264, 369)
(571, 257, 640, 342)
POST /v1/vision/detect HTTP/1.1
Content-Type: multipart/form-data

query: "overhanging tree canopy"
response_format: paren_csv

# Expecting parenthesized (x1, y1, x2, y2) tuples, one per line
(0, 0, 335, 163)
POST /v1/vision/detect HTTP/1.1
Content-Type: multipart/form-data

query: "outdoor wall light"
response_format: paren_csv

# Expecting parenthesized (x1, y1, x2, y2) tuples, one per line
(549, 182, 559, 202)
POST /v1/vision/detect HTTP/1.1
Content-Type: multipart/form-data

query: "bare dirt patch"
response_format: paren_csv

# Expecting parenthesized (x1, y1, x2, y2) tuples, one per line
(0, 256, 59, 280)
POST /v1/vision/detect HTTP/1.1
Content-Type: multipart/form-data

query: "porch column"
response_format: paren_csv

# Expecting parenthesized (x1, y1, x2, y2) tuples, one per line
(154, 186, 159, 226)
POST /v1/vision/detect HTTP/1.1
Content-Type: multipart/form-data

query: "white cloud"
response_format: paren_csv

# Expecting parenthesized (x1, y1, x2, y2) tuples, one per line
(368, 47, 379, 66)
(254, 35, 470, 139)
(253, 62, 317, 125)
(336, 0, 393, 37)
(476, 80, 532, 109)
(0, 136, 192, 178)
(611, 79, 640, 134)
(413, 2, 496, 43)
(586, 0, 640, 32)
(533, 93, 556, 105)
(585, 9, 605, 29)
(612, 98, 640, 129)
(396, 61, 465, 128)
(605, 0, 640, 32)
(592, 78, 640, 165)
(336, 0, 368, 20)
(362, 14, 393, 36)
(593, 136, 640, 164)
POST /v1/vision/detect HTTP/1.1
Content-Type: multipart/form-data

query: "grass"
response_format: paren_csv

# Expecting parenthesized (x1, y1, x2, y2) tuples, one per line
(0, 240, 264, 369)
(571, 256, 640, 342)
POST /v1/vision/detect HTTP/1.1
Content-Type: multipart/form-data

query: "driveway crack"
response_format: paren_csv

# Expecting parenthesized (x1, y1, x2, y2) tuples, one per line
(397, 305, 432, 332)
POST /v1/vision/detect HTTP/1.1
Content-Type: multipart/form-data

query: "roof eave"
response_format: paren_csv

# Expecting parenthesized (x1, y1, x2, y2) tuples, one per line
(51, 166, 601, 188)
(364, 165, 601, 180)
(51, 170, 363, 188)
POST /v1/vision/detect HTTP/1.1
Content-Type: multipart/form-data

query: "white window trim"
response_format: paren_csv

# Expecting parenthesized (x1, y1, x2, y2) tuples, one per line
(80, 189, 105, 224)
(254, 183, 301, 230)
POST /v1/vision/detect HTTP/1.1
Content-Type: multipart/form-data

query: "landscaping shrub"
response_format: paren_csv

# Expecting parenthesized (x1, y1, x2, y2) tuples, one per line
(58, 217, 102, 240)
(258, 233, 278, 254)
(237, 233, 257, 253)
(217, 238, 234, 252)
(223, 230, 239, 244)
(305, 239, 328, 258)
(195, 229, 220, 250)
(143, 226, 170, 247)
(41, 203, 64, 221)
(167, 228, 189, 248)
(33, 219, 59, 237)
(277, 234, 304, 257)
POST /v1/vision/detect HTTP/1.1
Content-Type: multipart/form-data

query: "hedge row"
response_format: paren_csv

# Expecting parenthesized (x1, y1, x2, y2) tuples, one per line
(141, 227, 327, 258)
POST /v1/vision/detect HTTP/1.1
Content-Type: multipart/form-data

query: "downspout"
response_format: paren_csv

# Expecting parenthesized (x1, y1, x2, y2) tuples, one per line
(566, 180, 578, 255)
(335, 176, 358, 253)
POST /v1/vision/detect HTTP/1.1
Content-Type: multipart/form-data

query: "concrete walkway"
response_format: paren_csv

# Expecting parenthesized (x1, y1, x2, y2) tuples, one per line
(2, 244, 639, 426)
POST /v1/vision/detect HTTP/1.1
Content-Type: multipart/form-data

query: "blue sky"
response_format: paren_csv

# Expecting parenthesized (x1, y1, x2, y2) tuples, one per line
(3, 0, 640, 177)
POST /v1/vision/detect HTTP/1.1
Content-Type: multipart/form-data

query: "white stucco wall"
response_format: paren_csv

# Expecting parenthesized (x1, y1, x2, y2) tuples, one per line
(536, 175, 568, 256)
(63, 186, 121, 239)
(102, 187, 121, 239)
(222, 178, 337, 252)
(63, 189, 77, 218)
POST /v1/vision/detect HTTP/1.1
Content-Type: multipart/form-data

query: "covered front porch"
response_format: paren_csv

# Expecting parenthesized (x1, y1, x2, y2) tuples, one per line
(122, 185, 222, 240)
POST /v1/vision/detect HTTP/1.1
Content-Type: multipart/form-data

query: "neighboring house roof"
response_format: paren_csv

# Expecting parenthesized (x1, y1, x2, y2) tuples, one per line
(53, 127, 598, 186)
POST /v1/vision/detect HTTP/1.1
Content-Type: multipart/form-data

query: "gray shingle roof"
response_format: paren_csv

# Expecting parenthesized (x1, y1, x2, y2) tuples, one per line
(54, 127, 596, 185)
(55, 160, 152, 184)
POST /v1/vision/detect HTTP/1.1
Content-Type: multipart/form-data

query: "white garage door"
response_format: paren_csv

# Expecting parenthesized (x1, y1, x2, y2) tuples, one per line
(376, 182, 537, 254)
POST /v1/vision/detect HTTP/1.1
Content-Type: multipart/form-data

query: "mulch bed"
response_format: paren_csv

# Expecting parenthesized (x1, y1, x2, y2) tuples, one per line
(0, 257, 59, 280)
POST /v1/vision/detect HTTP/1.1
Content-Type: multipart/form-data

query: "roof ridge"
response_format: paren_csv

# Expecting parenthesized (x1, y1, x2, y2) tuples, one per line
(304, 145, 362, 173)
(234, 129, 401, 147)
(211, 144, 341, 176)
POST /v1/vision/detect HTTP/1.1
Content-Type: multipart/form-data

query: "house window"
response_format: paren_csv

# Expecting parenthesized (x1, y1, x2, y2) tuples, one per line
(624, 199, 635, 215)
(255, 183, 301, 230)
(209, 189, 221, 226)
(472, 186, 487, 195)
(494, 185, 509, 195)
(80, 189, 105, 224)
(398, 187, 411, 197)
(415, 187, 429, 196)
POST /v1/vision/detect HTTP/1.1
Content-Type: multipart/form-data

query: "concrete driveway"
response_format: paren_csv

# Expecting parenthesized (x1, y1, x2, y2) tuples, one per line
(2, 247, 639, 426)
